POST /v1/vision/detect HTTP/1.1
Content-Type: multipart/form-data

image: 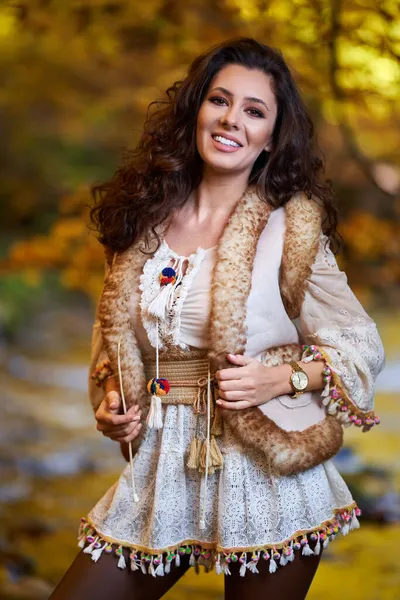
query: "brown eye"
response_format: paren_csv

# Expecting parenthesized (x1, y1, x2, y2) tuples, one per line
(247, 108, 264, 118)
(209, 96, 227, 105)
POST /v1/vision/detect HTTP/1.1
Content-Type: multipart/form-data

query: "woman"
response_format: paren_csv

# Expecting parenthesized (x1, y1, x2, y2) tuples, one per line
(50, 38, 385, 599)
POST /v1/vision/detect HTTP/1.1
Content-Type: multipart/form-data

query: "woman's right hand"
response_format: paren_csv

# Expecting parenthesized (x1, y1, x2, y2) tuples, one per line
(95, 391, 142, 443)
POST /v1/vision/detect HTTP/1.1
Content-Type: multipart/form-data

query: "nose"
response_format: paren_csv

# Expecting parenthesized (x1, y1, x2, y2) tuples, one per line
(220, 106, 240, 130)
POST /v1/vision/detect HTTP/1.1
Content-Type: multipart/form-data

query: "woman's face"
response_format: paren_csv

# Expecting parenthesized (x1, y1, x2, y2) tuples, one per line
(196, 64, 278, 177)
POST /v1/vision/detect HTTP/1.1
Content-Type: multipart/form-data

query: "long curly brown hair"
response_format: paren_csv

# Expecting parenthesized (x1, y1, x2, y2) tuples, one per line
(90, 37, 338, 255)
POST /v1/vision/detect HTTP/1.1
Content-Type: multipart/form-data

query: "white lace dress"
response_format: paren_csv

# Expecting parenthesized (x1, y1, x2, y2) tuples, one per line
(81, 207, 385, 576)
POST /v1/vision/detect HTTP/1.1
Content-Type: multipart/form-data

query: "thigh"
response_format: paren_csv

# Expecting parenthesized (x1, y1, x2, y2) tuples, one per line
(224, 550, 322, 600)
(49, 549, 192, 600)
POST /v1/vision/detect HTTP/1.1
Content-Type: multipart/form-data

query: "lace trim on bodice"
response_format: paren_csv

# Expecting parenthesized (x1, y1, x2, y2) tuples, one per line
(139, 240, 207, 351)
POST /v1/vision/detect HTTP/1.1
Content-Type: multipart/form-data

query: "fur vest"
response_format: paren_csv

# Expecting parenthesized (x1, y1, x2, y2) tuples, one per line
(99, 187, 343, 476)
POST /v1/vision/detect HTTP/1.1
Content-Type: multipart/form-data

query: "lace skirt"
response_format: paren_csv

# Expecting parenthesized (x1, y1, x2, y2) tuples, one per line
(79, 402, 360, 576)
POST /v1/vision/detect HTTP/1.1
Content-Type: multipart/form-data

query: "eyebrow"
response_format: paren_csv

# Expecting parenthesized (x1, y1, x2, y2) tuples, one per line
(209, 86, 270, 111)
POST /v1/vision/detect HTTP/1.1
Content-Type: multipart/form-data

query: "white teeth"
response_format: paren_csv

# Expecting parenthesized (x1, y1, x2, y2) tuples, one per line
(213, 135, 241, 148)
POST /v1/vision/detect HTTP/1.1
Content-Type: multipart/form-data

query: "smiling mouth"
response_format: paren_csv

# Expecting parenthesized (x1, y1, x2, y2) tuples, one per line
(211, 134, 242, 148)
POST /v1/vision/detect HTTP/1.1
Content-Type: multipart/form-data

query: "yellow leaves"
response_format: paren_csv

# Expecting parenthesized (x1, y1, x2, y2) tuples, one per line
(340, 211, 399, 261)
(225, 0, 262, 22)
(0, 5, 16, 40)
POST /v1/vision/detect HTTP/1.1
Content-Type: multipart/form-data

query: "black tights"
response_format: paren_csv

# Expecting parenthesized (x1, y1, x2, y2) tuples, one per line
(49, 548, 322, 600)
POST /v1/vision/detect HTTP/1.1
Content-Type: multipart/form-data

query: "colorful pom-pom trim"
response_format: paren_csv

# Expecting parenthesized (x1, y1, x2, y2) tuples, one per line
(78, 505, 360, 577)
(146, 377, 170, 396)
(301, 344, 380, 432)
(159, 267, 177, 287)
(91, 359, 114, 388)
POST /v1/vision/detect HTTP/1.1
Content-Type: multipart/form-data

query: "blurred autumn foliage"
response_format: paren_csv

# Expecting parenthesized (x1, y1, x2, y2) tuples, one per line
(0, 0, 399, 324)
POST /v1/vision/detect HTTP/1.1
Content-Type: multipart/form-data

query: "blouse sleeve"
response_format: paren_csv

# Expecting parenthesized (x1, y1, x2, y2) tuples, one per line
(88, 259, 113, 413)
(299, 233, 385, 430)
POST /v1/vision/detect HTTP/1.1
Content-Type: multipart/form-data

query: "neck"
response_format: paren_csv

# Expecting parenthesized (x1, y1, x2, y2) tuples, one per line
(189, 168, 251, 220)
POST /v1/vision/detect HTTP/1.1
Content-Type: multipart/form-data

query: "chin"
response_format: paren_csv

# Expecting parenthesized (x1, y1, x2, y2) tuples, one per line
(200, 153, 243, 173)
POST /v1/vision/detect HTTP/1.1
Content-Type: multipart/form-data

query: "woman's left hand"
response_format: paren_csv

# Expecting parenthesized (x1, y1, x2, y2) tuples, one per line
(215, 353, 290, 410)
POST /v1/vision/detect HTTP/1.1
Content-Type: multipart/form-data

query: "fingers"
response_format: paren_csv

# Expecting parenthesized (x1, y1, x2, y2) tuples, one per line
(216, 398, 252, 410)
(108, 421, 143, 443)
(215, 368, 243, 381)
(226, 353, 252, 366)
(96, 399, 142, 429)
(97, 416, 141, 435)
(217, 378, 252, 392)
(217, 389, 251, 401)
(105, 390, 121, 412)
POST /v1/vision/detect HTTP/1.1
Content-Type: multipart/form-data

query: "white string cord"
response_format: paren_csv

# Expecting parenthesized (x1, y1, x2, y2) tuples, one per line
(199, 361, 211, 530)
(117, 333, 139, 504)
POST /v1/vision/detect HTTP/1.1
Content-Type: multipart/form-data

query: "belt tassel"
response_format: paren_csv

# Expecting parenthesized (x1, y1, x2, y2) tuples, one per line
(199, 436, 224, 475)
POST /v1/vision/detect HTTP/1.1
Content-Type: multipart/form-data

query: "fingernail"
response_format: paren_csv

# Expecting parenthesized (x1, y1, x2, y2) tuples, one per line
(216, 400, 222, 405)
(110, 403, 117, 409)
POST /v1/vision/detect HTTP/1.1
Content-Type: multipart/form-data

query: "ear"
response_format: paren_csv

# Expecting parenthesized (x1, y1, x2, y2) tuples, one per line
(264, 139, 272, 152)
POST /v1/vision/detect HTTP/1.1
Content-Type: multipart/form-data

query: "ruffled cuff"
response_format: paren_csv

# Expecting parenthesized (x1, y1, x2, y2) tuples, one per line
(301, 345, 380, 432)
(91, 359, 114, 388)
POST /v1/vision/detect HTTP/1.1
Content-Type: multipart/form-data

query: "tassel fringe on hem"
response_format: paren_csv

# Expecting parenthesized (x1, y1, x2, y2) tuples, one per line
(78, 504, 360, 577)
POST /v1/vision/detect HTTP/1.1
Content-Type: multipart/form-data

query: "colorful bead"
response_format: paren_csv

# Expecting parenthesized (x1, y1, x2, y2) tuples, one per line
(293, 542, 301, 551)
(178, 546, 186, 555)
(146, 377, 170, 396)
(231, 554, 238, 562)
(262, 551, 270, 560)
(105, 544, 113, 554)
(91, 360, 114, 387)
(159, 267, 177, 286)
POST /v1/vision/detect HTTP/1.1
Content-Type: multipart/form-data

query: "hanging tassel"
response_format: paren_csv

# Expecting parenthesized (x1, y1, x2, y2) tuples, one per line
(189, 546, 196, 567)
(328, 401, 339, 415)
(239, 552, 247, 577)
(321, 380, 331, 397)
(247, 552, 260, 574)
(175, 549, 181, 567)
(83, 536, 98, 555)
(165, 552, 174, 574)
(186, 436, 202, 469)
(130, 552, 140, 571)
(350, 509, 360, 531)
(322, 395, 331, 407)
(116, 546, 126, 569)
(211, 404, 223, 436)
(287, 541, 295, 562)
(147, 284, 175, 320)
(314, 532, 321, 556)
(214, 553, 222, 574)
(279, 548, 288, 566)
(199, 439, 215, 476)
(140, 555, 147, 574)
(209, 436, 224, 470)
(269, 550, 278, 574)
(146, 394, 163, 429)
(148, 556, 156, 577)
(78, 536, 86, 549)
(154, 554, 165, 576)
(91, 541, 107, 563)
(301, 537, 314, 556)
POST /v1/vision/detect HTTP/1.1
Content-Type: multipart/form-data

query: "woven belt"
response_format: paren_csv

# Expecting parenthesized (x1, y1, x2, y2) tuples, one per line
(143, 353, 218, 414)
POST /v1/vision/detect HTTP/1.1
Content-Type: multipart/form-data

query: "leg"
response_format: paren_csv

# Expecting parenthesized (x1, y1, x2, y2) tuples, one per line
(49, 549, 192, 600)
(224, 550, 322, 600)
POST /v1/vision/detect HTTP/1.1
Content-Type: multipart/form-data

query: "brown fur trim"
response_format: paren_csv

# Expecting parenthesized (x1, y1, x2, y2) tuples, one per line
(99, 240, 153, 417)
(208, 186, 272, 371)
(280, 193, 322, 319)
(224, 409, 343, 476)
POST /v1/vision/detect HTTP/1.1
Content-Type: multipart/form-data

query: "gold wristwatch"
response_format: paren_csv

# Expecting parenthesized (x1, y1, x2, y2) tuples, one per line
(289, 361, 309, 398)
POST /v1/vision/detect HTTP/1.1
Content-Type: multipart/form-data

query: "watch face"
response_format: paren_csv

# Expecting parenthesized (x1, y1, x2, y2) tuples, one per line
(291, 371, 308, 391)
